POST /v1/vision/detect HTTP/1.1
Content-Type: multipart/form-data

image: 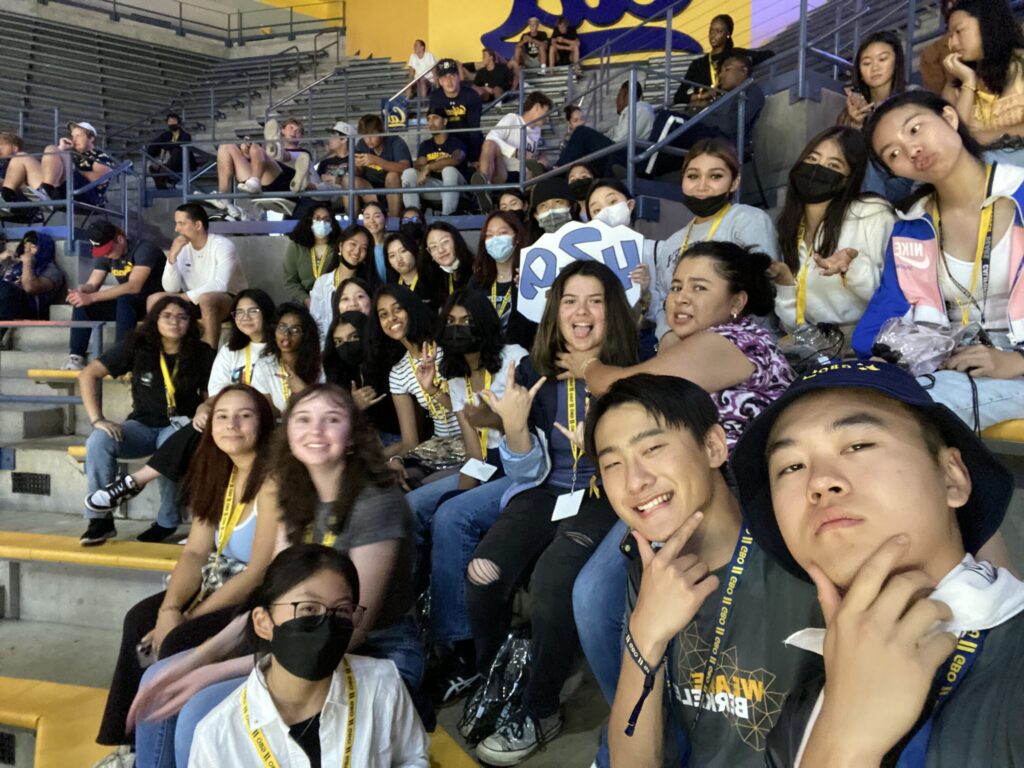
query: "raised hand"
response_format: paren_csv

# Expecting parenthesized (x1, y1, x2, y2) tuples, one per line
(413, 341, 439, 395)
(801, 536, 958, 766)
(479, 359, 545, 438)
(350, 380, 386, 411)
(553, 419, 585, 452)
(627, 512, 719, 660)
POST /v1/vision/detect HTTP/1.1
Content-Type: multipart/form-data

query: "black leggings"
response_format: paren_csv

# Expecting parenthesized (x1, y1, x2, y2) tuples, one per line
(96, 590, 237, 745)
(465, 484, 616, 719)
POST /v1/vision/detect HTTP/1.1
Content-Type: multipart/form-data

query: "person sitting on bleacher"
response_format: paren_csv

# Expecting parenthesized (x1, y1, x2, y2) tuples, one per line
(401, 107, 468, 217)
(514, 16, 549, 72)
(425, 221, 473, 298)
(146, 112, 192, 190)
(472, 91, 553, 212)
(854, 90, 1024, 430)
(384, 232, 437, 307)
(429, 58, 484, 162)
(62, 220, 166, 371)
(250, 303, 325, 416)
(310, 224, 378, 339)
(93, 384, 281, 761)
(79, 296, 215, 546)
(407, 38, 437, 99)
(0, 230, 65, 326)
(472, 47, 513, 103)
(548, 16, 581, 74)
(30, 120, 115, 209)
(152, 202, 247, 349)
(673, 14, 735, 106)
(556, 81, 655, 177)
(354, 114, 412, 218)
(316, 120, 372, 215)
(568, 162, 596, 204)
(0, 132, 46, 221)
(282, 203, 341, 306)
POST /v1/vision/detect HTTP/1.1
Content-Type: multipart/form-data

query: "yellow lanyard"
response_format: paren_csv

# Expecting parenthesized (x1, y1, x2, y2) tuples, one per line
(334, 268, 344, 288)
(159, 353, 179, 415)
(240, 657, 356, 768)
(565, 377, 600, 497)
(795, 219, 811, 326)
(213, 468, 245, 562)
(709, 54, 719, 88)
(491, 281, 513, 316)
(279, 363, 291, 403)
(409, 345, 446, 422)
(931, 164, 995, 326)
(311, 244, 330, 281)
(243, 345, 252, 385)
(680, 203, 730, 254)
(448, 273, 454, 295)
(465, 368, 492, 456)
(401, 273, 419, 292)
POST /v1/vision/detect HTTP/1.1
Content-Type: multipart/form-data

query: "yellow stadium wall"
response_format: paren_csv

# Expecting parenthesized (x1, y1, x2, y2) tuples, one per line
(344, 0, 753, 66)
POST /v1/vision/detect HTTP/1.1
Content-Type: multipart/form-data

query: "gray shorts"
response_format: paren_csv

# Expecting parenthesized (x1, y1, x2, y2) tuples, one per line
(523, 54, 542, 68)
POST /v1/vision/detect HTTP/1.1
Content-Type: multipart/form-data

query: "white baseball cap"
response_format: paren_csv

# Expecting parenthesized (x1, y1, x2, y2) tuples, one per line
(67, 121, 98, 137)
(331, 121, 356, 138)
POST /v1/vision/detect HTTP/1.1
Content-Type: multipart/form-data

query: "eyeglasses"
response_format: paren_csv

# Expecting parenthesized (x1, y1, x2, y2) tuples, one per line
(232, 308, 262, 319)
(426, 238, 453, 255)
(271, 601, 366, 626)
(276, 324, 303, 337)
(158, 313, 190, 324)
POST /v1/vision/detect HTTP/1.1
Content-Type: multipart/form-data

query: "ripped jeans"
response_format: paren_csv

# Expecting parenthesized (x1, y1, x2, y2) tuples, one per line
(465, 484, 617, 719)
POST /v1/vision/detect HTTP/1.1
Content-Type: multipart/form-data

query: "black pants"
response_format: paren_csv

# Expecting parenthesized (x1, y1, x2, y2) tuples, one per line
(0, 281, 37, 320)
(465, 484, 616, 719)
(69, 295, 148, 356)
(556, 126, 623, 177)
(96, 590, 236, 745)
(146, 421, 203, 484)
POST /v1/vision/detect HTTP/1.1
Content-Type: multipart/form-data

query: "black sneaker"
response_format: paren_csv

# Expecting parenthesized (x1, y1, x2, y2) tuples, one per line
(430, 652, 482, 708)
(137, 523, 178, 543)
(84, 474, 141, 513)
(80, 517, 116, 546)
(471, 172, 493, 213)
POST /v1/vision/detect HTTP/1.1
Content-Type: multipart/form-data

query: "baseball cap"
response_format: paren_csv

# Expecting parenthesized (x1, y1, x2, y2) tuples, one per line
(426, 106, 447, 120)
(86, 220, 120, 257)
(436, 58, 459, 77)
(67, 121, 97, 137)
(730, 361, 1014, 581)
(331, 121, 355, 138)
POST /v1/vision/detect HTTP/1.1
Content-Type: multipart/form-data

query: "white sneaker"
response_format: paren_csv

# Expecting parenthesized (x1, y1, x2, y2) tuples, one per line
(90, 746, 135, 768)
(290, 153, 311, 193)
(208, 196, 229, 210)
(225, 203, 245, 221)
(476, 708, 563, 766)
(239, 176, 262, 194)
(62, 354, 86, 371)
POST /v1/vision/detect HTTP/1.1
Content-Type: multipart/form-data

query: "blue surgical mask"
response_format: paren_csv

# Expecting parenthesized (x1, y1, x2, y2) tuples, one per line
(485, 234, 515, 264)
(311, 220, 332, 239)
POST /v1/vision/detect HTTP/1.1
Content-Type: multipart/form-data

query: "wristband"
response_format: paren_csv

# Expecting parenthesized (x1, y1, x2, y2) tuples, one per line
(623, 629, 664, 737)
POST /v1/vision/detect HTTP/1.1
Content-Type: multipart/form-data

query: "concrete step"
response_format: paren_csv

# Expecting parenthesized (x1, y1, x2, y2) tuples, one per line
(0, 437, 161, 521)
(0, 404, 64, 441)
(7, 323, 116, 353)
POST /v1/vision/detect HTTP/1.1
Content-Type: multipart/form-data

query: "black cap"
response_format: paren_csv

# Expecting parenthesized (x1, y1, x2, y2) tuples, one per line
(436, 58, 459, 76)
(86, 220, 119, 257)
(730, 361, 1014, 581)
(529, 175, 574, 208)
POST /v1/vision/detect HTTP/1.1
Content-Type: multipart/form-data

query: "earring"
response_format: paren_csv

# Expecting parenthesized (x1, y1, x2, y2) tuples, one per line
(731, 311, 739, 320)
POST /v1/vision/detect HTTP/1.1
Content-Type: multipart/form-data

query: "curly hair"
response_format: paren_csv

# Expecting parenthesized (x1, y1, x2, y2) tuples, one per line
(183, 384, 276, 524)
(438, 289, 507, 379)
(272, 384, 395, 543)
(288, 202, 341, 250)
(131, 296, 209, 392)
(227, 289, 277, 351)
(265, 302, 323, 387)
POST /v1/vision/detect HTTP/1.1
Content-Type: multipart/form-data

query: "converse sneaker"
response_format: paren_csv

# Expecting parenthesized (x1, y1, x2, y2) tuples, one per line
(239, 176, 263, 194)
(80, 517, 117, 546)
(84, 474, 141, 513)
(475, 707, 563, 766)
(290, 152, 311, 193)
(62, 354, 86, 371)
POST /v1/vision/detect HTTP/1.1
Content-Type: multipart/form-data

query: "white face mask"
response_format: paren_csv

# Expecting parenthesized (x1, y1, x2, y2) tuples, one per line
(594, 200, 632, 228)
(311, 220, 332, 239)
(439, 258, 460, 274)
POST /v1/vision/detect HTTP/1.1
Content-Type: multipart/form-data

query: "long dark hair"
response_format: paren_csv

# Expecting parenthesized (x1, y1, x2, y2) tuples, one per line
(950, 0, 1024, 95)
(227, 289, 277, 351)
(383, 231, 432, 292)
(850, 30, 907, 102)
(132, 296, 208, 387)
(682, 138, 740, 183)
(425, 221, 473, 290)
(678, 241, 776, 317)
(323, 311, 368, 387)
(288, 203, 341, 249)
(337, 224, 378, 289)
(438, 289, 506, 379)
(584, 177, 634, 220)
(474, 211, 527, 287)
(266, 302, 322, 386)
(530, 261, 639, 378)
(273, 385, 395, 542)
(184, 384, 276, 524)
(329, 277, 372, 325)
(366, 284, 437, 384)
(777, 126, 871, 272)
(864, 90, 985, 210)
(246, 544, 360, 653)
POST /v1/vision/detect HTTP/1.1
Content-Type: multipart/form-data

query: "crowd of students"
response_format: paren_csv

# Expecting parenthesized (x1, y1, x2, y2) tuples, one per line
(2, 2, 1022, 767)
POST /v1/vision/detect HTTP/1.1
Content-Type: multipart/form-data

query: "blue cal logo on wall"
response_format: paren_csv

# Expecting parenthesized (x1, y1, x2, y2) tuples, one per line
(481, 0, 701, 61)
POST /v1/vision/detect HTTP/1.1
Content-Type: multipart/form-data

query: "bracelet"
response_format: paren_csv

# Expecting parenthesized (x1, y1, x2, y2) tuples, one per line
(963, 83, 977, 93)
(158, 605, 182, 613)
(580, 357, 599, 377)
(623, 629, 664, 737)
(387, 455, 405, 466)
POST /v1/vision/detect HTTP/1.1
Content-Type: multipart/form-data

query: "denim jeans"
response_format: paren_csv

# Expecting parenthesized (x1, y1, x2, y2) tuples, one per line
(918, 370, 1024, 431)
(132, 651, 195, 768)
(69, 295, 148, 356)
(573, 518, 630, 768)
(422, 475, 512, 644)
(85, 419, 182, 527)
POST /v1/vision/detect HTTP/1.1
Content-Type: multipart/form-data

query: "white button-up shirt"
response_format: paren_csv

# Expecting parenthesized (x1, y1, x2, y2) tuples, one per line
(189, 655, 429, 767)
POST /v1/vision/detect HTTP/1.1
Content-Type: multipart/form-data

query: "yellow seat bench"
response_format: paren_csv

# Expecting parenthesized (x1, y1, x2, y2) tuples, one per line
(0, 532, 179, 573)
(982, 419, 1024, 442)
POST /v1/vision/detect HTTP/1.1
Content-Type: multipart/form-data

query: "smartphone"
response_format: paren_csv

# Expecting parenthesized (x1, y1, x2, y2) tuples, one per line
(136, 639, 155, 669)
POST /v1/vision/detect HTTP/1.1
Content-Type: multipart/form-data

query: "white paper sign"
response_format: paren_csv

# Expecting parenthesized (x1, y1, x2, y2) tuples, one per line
(460, 458, 498, 482)
(517, 219, 644, 323)
(551, 489, 585, 521)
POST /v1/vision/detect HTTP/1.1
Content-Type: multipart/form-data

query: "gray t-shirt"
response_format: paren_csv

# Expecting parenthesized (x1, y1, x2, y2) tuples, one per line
(312, 483, 415, 627)
(627, 543, 823, 767)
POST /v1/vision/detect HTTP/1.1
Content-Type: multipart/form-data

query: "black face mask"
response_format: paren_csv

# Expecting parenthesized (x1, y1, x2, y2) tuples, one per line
(334, 340, 363, 367)
(270, 614, 354, 681)
(682, 191, 731, 218)
(790, 162, 848, 204)
(442, 324, 481, 354)
(569, 178, 592, 202)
